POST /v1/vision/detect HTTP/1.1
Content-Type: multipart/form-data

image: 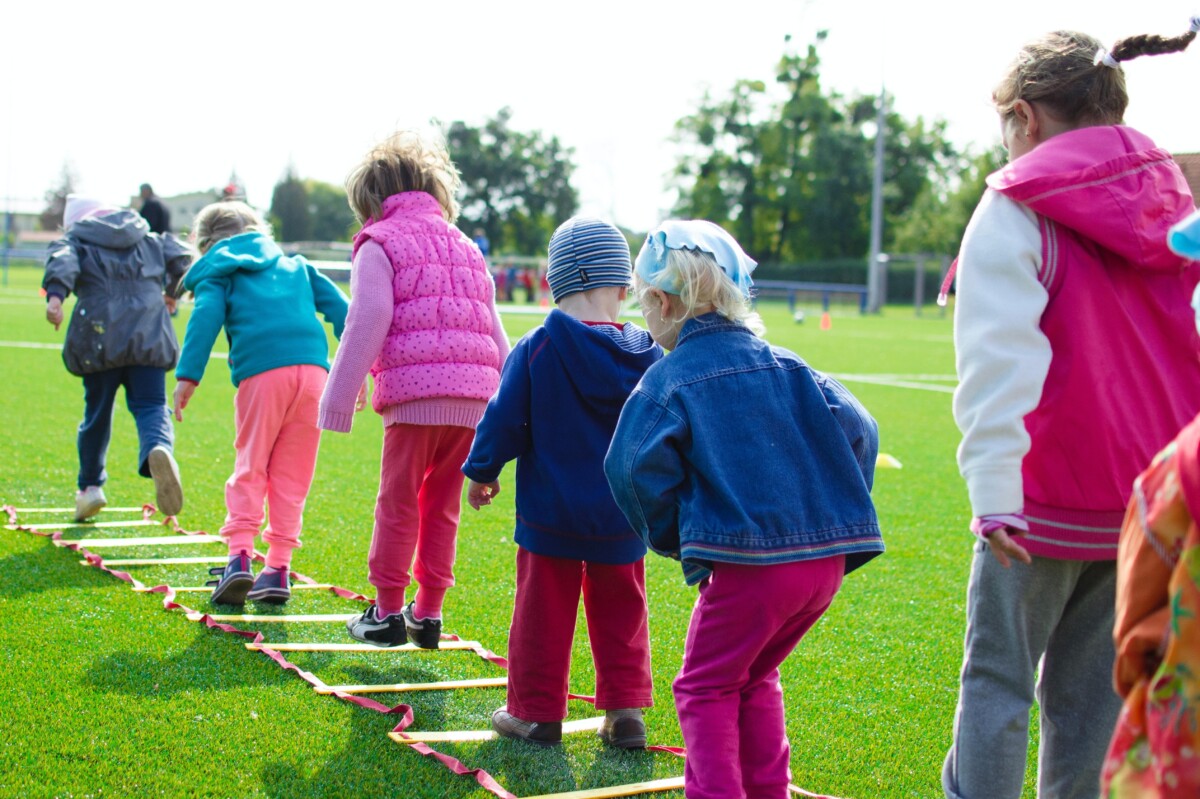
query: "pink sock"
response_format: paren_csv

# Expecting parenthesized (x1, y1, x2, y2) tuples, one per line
(375, 587, 406, 619)
(414, 586, 447, 620)
(226, 532, 255, 558)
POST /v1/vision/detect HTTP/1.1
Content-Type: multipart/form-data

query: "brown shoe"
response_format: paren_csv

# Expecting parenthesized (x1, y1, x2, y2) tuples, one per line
(597, 708, 647, 749)
(491, 707, 562, 747)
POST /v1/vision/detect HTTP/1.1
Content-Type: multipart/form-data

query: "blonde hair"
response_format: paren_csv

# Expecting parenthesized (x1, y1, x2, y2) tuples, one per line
(634, 248, 764, 336)
(192, 201, 271, 254)
(993, 24, 1197, 127)
(345, 129, 462, 224)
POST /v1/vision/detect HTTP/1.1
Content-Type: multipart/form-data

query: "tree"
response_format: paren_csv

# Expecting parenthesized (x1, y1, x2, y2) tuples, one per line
(269, 165, 312, 242)
(669, 34, 957, 265)
(305, 180, 356, 242)
(446, 108, 579, 255)
(891, 146, 1005, 257)
(40, 163, 79, 231)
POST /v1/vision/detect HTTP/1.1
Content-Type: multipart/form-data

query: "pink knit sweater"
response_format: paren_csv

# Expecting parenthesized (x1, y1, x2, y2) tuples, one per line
(318, 239, 509, 432)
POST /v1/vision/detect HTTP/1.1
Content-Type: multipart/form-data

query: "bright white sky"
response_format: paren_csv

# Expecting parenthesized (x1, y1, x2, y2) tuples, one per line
(3, 1, 1198, 234)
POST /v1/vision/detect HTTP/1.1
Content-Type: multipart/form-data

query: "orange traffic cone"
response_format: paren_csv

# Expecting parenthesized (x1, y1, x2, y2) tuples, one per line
(819, 312, 832, 330)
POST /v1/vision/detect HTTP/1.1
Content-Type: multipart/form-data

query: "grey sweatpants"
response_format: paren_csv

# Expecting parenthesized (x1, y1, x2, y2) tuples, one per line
(942, 541, 1120, 799)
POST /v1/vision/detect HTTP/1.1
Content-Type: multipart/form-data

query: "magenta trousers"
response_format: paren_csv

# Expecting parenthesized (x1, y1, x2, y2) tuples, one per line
(221, 365, 326, 569)
(505, 546, 654, 721)
(674, 556, 845, 799)
(370, 423, 473, 613)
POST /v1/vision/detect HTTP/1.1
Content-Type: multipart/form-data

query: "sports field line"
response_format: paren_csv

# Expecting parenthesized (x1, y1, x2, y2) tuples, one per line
(831, 373, 956, 394)
(0, 339, 228, 359)
(55, 534, 222, 547)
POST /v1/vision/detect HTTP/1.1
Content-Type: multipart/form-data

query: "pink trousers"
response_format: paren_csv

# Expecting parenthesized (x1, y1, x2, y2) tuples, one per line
(221, 365, 326, 569)
(370, 423, 473, 615)
(505, 547, 654, 721)
(674, 556, 845, 799)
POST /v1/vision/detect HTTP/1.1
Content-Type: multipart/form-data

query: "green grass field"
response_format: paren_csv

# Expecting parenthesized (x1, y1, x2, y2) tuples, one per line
(0, 265, 1036, 798)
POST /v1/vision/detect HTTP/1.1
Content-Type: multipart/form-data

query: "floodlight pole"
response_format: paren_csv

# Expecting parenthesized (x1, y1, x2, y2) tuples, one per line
(866, 85, 887, 313)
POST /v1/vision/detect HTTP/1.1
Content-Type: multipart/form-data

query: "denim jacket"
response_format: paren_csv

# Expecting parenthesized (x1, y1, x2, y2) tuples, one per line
(604, 313, 884, 585)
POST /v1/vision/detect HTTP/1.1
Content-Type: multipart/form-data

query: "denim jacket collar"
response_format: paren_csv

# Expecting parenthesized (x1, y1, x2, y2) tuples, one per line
(675, 312, 754, 348)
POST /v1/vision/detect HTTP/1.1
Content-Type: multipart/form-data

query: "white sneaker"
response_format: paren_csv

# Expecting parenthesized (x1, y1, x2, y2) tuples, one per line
(147, 446, 183, 516)
(75, 485, 107, 522)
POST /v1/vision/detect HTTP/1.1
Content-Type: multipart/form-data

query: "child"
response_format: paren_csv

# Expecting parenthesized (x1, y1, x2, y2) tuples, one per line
(320, 130, 509, 647)
(43, 194, 191, 522)
(944, 21, 1200, 799)
(172, 202, 349, 605)
(604, 221, 884, 799)
(1099, 209, 1200, 799)
(462, 216, 663, 748)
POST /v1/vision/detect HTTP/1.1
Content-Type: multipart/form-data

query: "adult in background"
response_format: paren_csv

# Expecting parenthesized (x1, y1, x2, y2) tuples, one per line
(138, 183, 170, 234)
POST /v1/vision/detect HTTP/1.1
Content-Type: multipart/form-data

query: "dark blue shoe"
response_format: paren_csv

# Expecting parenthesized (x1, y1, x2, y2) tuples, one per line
(207, 552, 254, 605)
(246, 568, 291, 605)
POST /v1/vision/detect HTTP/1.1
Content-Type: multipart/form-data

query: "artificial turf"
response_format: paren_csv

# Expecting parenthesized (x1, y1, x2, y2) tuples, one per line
(0, 265, 1040, 798)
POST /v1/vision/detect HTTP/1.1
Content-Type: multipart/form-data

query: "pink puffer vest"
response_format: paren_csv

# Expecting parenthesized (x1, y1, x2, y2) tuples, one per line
(353, 192, 501, 411)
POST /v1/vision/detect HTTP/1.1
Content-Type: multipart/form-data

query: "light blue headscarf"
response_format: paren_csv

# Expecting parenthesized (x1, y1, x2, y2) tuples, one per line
(1169, 207, 1200, 260)
(634, 220, 757, 298)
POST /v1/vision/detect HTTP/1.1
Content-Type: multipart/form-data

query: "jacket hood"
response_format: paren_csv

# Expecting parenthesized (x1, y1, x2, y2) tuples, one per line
(987, 126, 1193, 272)
(184, 232, 281, 289)
(69, 209, 148, 249)
(543, 309, 661, 415)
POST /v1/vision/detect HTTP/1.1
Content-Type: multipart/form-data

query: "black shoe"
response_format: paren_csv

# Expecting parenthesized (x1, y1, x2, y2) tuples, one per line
(402, 600, 442, 649)
(246, 568, 291, 605)
(207, 552, 254, 605)
(491, 707, 562, 746)
(346, 605, 407, 647)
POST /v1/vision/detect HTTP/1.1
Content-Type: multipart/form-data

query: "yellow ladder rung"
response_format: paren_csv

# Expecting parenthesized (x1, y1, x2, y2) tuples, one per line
(316, 676, 507, 694)
(187, 612, 357, 623)
(15, 519, 164, 531)
(523, 777, 685, 799)
(84, 556, 229, 566)
(245, 640, 482, 652)
(136, 583, 334, 593)
(390, 716, 604, 744)
(56, 534, 221, 548)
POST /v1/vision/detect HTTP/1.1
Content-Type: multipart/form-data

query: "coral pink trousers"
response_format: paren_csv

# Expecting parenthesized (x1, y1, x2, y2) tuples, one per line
(221, 365, 326, 569)
(675, 556, 844, 799)
(370, 423, 474, 615)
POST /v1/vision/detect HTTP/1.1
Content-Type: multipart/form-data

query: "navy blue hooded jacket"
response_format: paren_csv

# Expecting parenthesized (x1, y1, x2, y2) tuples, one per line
(462, 309, 663, 563)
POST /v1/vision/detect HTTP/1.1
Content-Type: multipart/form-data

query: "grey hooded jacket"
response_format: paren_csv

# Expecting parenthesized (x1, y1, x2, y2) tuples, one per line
(43, 209, 192, 376)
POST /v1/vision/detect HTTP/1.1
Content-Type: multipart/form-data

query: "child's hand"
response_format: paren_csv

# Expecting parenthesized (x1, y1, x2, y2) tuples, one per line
(986, 528, 1032, 568)
(467, 480, 500, 510)
(164, 294, 178, 314)
(355, 378, 370, 412)
(173, 381, 196, 422)
(46, 297, 63, 330)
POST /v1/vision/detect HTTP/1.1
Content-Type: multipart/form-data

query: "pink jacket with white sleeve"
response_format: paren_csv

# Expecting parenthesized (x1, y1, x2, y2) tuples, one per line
(954, 125, 1200, 560)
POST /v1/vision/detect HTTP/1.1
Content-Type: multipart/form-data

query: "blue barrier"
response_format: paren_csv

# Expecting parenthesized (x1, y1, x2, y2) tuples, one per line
(752, 280, 868, 314)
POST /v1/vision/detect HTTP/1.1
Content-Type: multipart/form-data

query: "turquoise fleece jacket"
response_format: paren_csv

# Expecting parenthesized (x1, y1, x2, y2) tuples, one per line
(176, 232, 349, 387)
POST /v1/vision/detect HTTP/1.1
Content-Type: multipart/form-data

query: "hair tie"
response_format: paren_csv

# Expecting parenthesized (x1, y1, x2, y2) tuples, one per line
(1093, 47, 1121, 69)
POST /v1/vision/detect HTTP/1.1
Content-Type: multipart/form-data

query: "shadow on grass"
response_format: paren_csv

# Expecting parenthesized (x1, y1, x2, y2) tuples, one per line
(82, 627, 296, 696)
(0, 536, 113, 598)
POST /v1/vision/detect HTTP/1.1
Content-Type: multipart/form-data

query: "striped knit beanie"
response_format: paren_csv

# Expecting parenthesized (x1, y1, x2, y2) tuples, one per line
(545, 216, 632, 302)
